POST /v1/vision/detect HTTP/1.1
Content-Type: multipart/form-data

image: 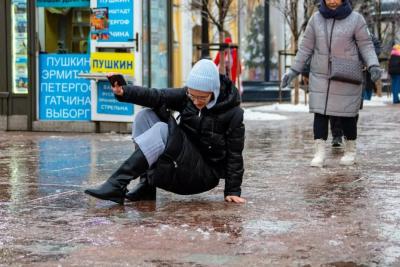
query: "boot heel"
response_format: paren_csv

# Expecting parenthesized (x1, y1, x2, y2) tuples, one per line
(84, 182, 126, 205)
(84, 148, 149, 204)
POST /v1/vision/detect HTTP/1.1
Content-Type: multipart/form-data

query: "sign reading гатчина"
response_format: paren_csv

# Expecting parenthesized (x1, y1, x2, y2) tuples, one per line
(97, 0, 133, 42)
(39, 54, 91, 121)
(36, 0, 89, 7)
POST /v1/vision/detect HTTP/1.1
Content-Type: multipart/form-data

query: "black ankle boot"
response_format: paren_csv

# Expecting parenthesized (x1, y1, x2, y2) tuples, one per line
(85, 148, 149, 204)
(125, 175, 156, 201)
(331, 136, 343, 148)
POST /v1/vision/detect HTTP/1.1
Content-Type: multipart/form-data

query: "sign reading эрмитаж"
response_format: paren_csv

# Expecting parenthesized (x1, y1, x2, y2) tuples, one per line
(97, 0, 133, 42)
(39, 54, 91, 121)
(36, 0, 89, 7)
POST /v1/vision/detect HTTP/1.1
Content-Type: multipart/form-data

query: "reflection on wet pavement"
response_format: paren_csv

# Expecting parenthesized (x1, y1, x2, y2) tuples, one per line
(1, 105, 400, 266)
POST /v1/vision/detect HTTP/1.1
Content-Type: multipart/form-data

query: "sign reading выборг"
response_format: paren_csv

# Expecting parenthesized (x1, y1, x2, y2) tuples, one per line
(97, 0, 133, 42)
(97, 82, 133, 115)
(36, 0, 89, 7)
(39, 54, 91, 121)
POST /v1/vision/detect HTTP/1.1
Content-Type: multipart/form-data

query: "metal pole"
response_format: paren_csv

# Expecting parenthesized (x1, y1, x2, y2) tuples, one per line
(264, 0, 270, 82)
(201, 0, 210, 58)
(27, 0, 36, 131)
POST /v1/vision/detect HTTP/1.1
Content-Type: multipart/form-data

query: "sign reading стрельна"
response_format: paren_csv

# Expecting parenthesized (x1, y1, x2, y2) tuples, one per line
(96, 82, 133, 116)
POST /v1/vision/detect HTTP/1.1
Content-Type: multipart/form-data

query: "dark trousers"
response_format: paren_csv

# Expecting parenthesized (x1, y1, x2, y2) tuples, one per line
(392, 75, 400, 103)
(329, 116, 343, 138)
(314, 113, 357, 141)
(363, 88, 373, 100)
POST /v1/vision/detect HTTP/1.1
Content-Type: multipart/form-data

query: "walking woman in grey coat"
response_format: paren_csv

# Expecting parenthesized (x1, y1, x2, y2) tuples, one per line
(281, 0, 382, 167)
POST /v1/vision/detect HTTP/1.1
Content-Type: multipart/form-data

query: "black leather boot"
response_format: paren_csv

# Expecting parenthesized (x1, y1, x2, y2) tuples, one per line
(84, 148, 149, 204)
(125, 175, 156, 201)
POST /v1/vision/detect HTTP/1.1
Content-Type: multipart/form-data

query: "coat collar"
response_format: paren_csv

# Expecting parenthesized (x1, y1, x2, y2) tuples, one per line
(209, 75, 241, 113)
(319, 0, 352, 20)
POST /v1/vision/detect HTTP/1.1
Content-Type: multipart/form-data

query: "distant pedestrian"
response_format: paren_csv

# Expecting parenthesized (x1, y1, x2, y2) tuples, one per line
(85, 59, 246, 205)
(363, 34, 382, 100)
(388, 44, 400, 104)
(281, 0, 382, 167)
(214, 37, 241, 85)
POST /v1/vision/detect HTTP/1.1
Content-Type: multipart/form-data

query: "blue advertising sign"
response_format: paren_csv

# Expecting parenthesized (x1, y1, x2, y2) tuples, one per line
(39, 54, 91, 121)
(97, 0, 134, 42)
(97, 81, 133, 115)
(36, 0, 89, 7)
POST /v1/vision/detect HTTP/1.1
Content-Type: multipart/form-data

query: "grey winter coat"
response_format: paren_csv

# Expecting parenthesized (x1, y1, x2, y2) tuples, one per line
(292, 12, 379, 117)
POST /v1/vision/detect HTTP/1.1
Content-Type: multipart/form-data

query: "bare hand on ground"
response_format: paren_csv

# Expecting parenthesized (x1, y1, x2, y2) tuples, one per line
(225, 195, 246, 203)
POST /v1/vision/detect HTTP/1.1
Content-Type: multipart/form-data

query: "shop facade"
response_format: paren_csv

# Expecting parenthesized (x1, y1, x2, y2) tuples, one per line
(0, 0, 173, 132)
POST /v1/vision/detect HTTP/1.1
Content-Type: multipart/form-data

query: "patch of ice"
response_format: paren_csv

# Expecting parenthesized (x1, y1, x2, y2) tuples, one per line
(363, 95, 391, 107)
(328, 240, 342, 246)
(252, 103, 309, 113)
(244, 110, 288, 121)
(244, 220, 295, 235)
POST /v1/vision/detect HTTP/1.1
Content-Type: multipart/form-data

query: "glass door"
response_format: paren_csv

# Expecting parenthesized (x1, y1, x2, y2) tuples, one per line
(142, 0, 170, 88)
(36, 5, 92, 121)
(150, 0, 169, 88)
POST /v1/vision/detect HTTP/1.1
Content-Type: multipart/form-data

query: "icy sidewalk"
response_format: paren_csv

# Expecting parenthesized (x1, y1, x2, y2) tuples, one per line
(243, 94, 393, 121)
(0, 102, 400, 266)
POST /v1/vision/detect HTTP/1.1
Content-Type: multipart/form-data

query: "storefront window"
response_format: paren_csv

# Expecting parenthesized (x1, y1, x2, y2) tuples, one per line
(240, 0, 265, 82)
(268, 5, 281, 81)
(37, 5, 91, 121)
(142, 1, 150, 87)
(150, 0, 168, 88)
(39, 8, 90, 54)
(11, 0, 28, 94)
(240, 1, 280, 82)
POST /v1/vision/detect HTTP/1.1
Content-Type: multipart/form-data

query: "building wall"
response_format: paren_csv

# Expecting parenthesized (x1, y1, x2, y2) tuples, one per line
(172, 0, 183, 87)
(172, 0, 193, 87)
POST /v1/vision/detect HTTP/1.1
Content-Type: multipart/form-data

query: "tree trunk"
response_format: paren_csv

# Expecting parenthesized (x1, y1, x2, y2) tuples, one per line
(292, 37, 299, 105)
(219, 31, 226, 74)
(201, 0, 210, 58)
(218, 1, 225, 74)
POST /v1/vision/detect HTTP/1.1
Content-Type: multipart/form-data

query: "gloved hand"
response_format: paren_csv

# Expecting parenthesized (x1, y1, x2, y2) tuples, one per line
(281, 69, 299, 88)
(369, 66, 383, 82)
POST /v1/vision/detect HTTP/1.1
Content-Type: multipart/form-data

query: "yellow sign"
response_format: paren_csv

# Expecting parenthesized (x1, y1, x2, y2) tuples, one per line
(90, 52, 135, 75)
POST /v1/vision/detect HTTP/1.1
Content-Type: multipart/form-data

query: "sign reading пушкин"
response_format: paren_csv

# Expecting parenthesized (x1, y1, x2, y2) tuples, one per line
(90, 52, 134, 75)
(39, 54, 91, 121)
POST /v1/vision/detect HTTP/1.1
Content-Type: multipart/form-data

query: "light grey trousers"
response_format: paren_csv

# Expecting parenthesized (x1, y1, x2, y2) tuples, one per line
(132, 108, 168, 166)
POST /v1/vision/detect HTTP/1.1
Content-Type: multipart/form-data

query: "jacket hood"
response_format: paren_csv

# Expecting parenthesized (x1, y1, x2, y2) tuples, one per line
(209, 75, 241, 112)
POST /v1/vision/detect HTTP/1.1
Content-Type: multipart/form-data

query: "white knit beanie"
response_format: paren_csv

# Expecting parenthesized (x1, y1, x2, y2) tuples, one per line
(186, 59, 220, 109)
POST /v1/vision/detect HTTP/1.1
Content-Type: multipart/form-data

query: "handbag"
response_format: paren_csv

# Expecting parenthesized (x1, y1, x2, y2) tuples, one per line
(324, 19, 363, 85)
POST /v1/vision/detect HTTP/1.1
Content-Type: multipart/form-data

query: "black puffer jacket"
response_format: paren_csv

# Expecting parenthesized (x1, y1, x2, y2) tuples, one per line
(116, 76, 245, 197)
